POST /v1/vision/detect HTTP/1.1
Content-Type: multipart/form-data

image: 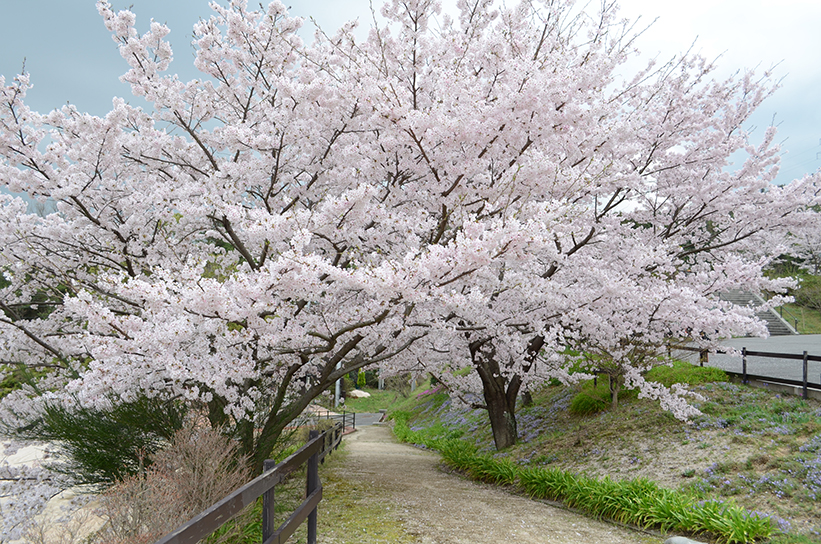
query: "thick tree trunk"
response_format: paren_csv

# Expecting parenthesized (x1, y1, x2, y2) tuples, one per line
(483, 382, 518, 450)
(471, 340, 520, 450)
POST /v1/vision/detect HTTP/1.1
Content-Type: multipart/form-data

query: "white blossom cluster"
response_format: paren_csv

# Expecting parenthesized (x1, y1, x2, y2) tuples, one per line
(1, 0, 820, 525)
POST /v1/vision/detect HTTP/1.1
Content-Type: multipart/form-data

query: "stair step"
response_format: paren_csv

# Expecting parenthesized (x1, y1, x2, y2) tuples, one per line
(719, 290, 798, 336)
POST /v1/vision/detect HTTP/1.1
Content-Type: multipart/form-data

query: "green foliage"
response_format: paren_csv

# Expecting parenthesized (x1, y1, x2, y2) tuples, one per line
(568, 380, 612, 415)
(645, 360, 727, 387)
(357, 370, 366, 388)
(15, 395, 188, 487)
(392, 397, 776, 544)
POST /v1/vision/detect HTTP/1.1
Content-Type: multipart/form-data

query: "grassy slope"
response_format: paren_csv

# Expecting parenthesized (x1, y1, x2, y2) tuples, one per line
(339, 388, 403, 413)
(389, 367, 821, 543)
(778, 303, 821, 334)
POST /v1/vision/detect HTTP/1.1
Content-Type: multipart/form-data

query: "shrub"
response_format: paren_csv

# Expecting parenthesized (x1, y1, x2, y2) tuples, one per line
(569, 379, 614, 416)
(646, 360, 727, 387)
(13, 395, 187, 487)
(94, 423, 252, 544)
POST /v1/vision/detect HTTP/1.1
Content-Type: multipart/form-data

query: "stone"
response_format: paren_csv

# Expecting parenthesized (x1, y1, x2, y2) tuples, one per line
(664, 537, 707, 544)
(348, 389, 371, 398)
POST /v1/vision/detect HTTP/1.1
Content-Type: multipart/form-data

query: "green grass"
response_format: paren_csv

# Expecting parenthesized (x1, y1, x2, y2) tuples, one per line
(388, 365, 821, 542)
(645, 360, 727, 387)
(340, 387, 405, 413)
(776, 303, 821, 334)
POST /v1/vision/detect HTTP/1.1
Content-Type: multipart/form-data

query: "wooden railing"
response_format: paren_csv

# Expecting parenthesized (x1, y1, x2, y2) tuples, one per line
(153, 421, 344, 544)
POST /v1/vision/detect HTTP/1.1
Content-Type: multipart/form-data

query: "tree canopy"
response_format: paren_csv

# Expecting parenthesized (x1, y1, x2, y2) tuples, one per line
(1, 0, 819, 465)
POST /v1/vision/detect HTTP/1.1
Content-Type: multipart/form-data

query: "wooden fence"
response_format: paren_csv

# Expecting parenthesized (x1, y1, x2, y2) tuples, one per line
(153, 421, 345, 544)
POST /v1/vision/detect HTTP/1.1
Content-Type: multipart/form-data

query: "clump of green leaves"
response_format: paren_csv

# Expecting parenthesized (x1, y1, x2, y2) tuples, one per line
(569, 379, 617, 415)
(13, 395, 188, 486)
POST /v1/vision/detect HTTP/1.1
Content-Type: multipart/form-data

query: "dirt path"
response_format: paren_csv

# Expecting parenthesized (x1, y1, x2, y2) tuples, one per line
(333, 424, 660, 544)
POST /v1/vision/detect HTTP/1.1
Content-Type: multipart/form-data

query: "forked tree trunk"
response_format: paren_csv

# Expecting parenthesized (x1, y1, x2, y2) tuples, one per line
(470, 336, 544, 450)
(471, 340, 521, 450)
(484, 383, 518, 450)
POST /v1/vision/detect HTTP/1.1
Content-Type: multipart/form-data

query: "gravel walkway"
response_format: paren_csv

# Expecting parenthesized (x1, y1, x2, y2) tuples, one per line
(336, 424, 660, 544)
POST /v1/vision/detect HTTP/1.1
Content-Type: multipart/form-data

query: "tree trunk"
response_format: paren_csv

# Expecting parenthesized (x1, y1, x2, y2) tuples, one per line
(609, 373, 621, 411)
(484, 383, 518, 450)
(471, 340, 520, 450)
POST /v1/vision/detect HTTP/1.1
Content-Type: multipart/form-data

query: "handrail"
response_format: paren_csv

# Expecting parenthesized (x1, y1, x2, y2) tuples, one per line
(671, 344, 820, 400)
(307, 408, 357, 431)
(153, 421, 344, 544)
(778, 305, 800, 332)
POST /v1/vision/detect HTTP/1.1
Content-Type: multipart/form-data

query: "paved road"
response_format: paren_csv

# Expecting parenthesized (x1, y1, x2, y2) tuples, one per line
(352, 412, 385, 426)
(674, 334, 821, 385)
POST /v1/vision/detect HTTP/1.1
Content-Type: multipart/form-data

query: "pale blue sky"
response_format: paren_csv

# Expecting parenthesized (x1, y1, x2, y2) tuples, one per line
(0, 0, 818, 185)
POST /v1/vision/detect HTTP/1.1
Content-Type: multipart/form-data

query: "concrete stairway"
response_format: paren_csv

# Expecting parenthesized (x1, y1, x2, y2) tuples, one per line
(719, 290, 798, 336)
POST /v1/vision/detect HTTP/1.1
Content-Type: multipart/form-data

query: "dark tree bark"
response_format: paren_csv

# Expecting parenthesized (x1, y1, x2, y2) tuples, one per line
(469, 335, 544, 450)
(609, 373, 622, 411)
(474, 352, 520, 450)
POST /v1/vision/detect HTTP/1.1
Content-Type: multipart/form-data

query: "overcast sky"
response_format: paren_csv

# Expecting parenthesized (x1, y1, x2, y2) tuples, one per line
(0, 0, 818, 185)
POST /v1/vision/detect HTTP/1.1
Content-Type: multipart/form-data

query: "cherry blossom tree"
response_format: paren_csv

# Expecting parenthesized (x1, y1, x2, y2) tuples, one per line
(0, 0, 431, 475)
(781, 210, 821, 275)
(360, 0, 821, 448)
(1, 0, 819, 491)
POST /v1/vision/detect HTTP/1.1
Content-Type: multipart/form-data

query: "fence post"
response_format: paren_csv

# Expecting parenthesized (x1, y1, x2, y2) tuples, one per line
(262, 459, 277, 543)
(803, 351, 809, 400)
(742, 347, 747, 385)
(307, 430, 320, 544)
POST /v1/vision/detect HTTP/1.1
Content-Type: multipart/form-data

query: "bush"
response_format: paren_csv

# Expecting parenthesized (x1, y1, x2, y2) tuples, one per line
(14, 395, 187, 487)
(646, 360, 727, 387)
(568, 385, 609, 415)
(94, 423, 252, 544)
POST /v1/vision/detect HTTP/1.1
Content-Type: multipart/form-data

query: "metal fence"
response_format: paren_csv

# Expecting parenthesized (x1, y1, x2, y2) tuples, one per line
(304, 409, 357, 432)
(673, 345, 821, 400)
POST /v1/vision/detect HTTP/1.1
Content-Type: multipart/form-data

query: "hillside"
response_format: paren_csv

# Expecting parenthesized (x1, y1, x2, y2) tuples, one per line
(368, 366, 821, 543)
